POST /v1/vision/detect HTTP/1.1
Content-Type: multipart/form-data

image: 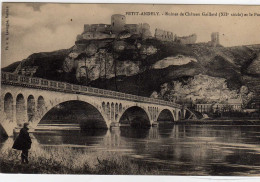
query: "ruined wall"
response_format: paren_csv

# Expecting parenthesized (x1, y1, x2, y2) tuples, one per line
(139, 23, 152, 39)
(79, 14, 151, 41)
(210, 32, 220, 47)
(125, 24, 140, 34)
(176, 34, 197, 44)
(84, 24, 111, 33)
(81, 32, 115, 40)
(154, 28, 174, 41)
(124, 23, 151, 39)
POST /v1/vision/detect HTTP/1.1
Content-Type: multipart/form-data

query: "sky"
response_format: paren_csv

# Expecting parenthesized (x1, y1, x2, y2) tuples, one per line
(1, 3, 260, 68)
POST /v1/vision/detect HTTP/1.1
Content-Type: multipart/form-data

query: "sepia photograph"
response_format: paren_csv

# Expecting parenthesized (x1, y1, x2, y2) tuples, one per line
(1, 2, 260, 178)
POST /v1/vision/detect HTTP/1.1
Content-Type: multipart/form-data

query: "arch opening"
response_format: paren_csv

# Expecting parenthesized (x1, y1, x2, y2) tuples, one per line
(119, 103, 122, 113)
(16, 94, 26, 125)
(106, 102, 110, 120)
(4, 93, 13, 122)
(39, 100, 108, 130)
(102, 102, 106, 112)
(157, 109, 174, 123)
(111, 103, 115, 121)
(37, 96, 45, 114)
(119, 106, 151, 128)
(115, 103, 119, 121)
(27, 95, 35, 122)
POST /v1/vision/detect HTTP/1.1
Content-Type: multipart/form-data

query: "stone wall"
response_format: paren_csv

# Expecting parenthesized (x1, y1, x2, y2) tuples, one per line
(81, 32, 115, 40)
(139, 23, 152, 39)
(124, 24, 139, 34)
(210, 32, 220, 47)
(176, 34, 197, 44)
(154, 28, 174, 41)
(84, 24, 111, 33)
(78, 14, 151, 41)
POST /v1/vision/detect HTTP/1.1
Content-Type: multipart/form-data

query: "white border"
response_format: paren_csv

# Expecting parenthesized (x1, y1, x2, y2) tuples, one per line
(1, 0, 260, 4)
(1, 0, 260, 182)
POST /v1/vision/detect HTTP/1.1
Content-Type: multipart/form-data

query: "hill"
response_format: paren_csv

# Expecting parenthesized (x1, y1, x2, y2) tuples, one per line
(2, 38, 260, 106)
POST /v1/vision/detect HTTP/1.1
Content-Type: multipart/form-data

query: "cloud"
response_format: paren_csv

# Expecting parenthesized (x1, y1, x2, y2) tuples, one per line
(2, 3, 260, 68)
(1, 3, 113, 67)
(25, 3, 46, 11)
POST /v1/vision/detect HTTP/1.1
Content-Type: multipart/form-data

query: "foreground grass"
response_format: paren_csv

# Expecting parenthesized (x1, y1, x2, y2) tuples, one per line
(0, 145, 159, 174)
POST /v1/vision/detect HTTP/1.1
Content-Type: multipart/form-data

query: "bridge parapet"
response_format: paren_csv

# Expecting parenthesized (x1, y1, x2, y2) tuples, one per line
(1, 72, 181, 109)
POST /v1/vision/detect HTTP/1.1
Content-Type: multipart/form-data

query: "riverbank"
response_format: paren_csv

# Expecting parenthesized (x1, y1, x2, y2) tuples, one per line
(0, 145, 159, 174)
(175, 119, 260, 125)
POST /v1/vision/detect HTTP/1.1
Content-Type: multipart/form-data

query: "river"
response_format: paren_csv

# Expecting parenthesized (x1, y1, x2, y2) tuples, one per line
(1, 123, 260, 176)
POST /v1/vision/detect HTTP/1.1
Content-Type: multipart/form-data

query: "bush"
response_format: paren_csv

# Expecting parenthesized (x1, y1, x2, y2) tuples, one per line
(0, 145, 158, 174)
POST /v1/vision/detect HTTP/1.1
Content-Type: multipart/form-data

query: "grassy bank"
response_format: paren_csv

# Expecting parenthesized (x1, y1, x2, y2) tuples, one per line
(0, 145, 159, 174)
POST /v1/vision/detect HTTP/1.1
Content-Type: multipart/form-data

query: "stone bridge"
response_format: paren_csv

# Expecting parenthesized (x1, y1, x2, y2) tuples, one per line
(0, 72, 194, 136)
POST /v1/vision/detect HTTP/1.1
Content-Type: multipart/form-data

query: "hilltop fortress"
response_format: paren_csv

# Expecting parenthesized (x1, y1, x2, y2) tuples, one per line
(76, 14, 219, 46)
(77, 14, 152, 41)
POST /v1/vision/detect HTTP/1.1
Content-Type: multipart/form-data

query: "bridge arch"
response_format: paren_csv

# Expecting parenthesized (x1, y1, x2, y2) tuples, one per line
(157, 109, 175, 122)
(37, 100, 108, 129)
(16, 94, 26, 125)
(4, 93, 14, 122)
(118, 106, 151, 127)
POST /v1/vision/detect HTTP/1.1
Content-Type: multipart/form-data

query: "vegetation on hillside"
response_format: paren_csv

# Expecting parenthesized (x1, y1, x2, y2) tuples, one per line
(1, 38, 260, 102)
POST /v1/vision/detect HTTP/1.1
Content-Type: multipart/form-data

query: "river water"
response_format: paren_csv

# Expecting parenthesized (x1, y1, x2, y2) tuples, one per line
(1, 123, 260, 176)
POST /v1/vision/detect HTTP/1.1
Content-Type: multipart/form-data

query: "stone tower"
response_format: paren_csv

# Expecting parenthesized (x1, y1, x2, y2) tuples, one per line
(211, 32, 219, 47)
(111, 14, 126, 33)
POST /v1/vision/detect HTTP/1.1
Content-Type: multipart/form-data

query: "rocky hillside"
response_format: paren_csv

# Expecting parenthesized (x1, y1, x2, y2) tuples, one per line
(2, 37, 260, 105)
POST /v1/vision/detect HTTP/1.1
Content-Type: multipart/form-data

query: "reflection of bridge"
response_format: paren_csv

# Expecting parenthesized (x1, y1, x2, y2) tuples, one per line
(1, 72, 193, 136)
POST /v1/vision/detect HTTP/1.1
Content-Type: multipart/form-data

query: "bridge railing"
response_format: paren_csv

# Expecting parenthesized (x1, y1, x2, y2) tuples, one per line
(1, 72, 181, 108)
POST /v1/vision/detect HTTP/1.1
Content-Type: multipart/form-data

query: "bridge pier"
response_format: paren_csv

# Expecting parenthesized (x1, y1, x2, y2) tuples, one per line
(110, 122, 120, 128)
(151, 121, 159, 127)
(182, 109, 187, 120)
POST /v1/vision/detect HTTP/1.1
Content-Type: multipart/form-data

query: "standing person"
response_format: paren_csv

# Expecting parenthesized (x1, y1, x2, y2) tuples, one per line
(12, 122, 32, 164)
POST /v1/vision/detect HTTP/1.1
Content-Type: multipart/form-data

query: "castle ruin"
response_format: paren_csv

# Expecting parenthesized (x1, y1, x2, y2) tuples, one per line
(175, 34, 197, 44)
(206, 32, 220, 47)
(209, 32, 220, 47)
(77, 14, 152, 41)
(154, 28, 175, 42)
(76, 14, 221, 46)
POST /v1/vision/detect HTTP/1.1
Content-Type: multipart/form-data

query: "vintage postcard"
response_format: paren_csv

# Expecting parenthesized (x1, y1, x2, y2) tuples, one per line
(1, 2, 260, 177)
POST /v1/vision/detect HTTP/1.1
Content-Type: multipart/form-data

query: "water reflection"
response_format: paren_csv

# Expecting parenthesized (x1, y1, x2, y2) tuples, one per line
(34, 129, 107, 146)
(158, 122, 174, 138)
(1, 124, 260, 175)
(120, 126, 150, 139)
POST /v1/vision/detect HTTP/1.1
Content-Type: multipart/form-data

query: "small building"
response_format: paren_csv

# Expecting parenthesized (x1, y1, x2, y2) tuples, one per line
(227, 98, 243, 111)
(195, 98, 243, 113)
(20, 66, 38, 77)
(195, 104, 212, 113)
